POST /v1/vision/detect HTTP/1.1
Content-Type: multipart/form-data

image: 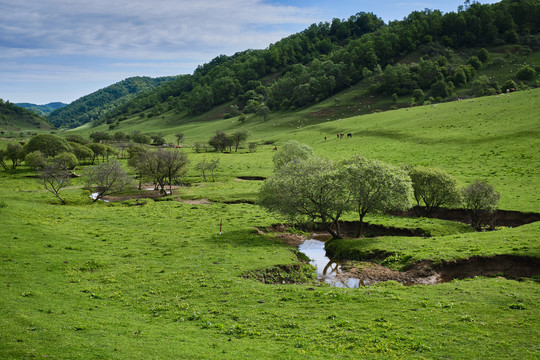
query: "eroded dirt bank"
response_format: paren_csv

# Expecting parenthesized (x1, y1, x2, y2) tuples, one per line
(341, 255, 540, 286)
(390, 206, 540, 228)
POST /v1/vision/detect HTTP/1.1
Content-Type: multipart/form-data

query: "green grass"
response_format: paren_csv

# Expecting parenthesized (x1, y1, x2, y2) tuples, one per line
(1, 89, 539, 359)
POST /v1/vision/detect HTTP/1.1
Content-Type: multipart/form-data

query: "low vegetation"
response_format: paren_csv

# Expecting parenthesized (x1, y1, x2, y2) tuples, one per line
(1, 87, 538, 358)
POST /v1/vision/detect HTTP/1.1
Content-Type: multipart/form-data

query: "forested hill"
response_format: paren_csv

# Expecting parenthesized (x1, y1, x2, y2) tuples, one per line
(16, 102, 67, 117)
(47, 76, 177, 129)
(98, 0, 538, 126)
(0, 100, 53, 131)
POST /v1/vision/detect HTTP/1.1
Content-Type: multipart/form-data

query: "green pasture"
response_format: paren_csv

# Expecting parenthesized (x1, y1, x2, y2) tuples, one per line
(75, 88, 540, 211)
(1, 89, 539, 359)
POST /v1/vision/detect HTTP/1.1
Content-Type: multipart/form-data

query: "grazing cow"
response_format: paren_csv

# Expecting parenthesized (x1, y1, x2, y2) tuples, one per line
(324, 136, 327, 141)
(347, 133, 352, 138)
(337, 133, 340, 139)
(273, 146, 278, 151)
(339, 133, 344, 139)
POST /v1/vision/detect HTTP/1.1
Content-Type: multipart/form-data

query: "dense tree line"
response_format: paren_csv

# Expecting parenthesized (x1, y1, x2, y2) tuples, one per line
(103, 0, 539, 122)
(259, 141, 500, 237)
(47, 76, 176, 129)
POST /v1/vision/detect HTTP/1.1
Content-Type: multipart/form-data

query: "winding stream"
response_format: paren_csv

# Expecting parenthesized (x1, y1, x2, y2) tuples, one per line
(299, 239, 362, 288)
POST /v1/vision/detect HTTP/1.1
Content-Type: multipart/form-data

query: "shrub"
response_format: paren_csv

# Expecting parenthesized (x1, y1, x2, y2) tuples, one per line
(25, 151, 48, 171)
(26, 134, 72, 157)
(409, 166, 460, 215)
(461, 180, 500, 230)
(516, 65, 536, 81)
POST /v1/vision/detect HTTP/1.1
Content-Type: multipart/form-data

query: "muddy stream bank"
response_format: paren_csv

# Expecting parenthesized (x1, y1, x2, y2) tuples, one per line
(299, 239, 540, 287)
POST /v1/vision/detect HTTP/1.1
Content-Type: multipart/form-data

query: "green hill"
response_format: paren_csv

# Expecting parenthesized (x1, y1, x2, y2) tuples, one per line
(0, 100, 53, 132)
(47, 76, 177, 129)
(94, 0, 539, 130)
(15, 102, 67, 116)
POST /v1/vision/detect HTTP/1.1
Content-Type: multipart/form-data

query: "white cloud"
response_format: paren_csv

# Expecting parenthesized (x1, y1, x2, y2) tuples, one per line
(0, 0, 318, 59)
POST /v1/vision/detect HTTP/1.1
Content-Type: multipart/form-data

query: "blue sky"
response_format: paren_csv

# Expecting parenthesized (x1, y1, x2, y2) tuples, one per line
(0, 0, 498, 104)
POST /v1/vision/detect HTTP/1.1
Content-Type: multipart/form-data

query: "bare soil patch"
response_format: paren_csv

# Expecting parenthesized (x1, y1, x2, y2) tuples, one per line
(390, 206, 540, 228)
(340, 255, 540, 285)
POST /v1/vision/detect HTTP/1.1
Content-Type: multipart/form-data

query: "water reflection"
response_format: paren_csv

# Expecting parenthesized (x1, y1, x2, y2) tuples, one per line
(298, 239, 361, 288)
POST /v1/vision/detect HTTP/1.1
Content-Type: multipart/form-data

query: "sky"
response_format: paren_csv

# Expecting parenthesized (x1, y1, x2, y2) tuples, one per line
(0, 0, 498, 104)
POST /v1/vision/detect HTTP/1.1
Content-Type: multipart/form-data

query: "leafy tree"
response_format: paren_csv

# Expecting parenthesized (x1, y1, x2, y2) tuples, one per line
(175, 133, 185, 146)
(412, 89, 425, 103)
(273, 140, 314, 170)
(25, 151, 47, 171)
(195, 158, 220, 182)
(84, 160, 132, 202)
(467, 56, 482, 70)
(26, 134, 72, 157)
(501, 79, 517, 92)
(231, 129, 249, 152)
(127, 144, 149, 189)
(137, 149, 189, 194)
(0, 149, 7, 170)
(53, 152, 79, 171)
(248, 142, 258, 153)
(470, 75, 498, 96)
(65, 134, 89, 145)
(89, 131, 111, 143)
(5, 143, 25, 169)
(209, 131, 233, 152)
(259, 157, 349, 238)
(131, 132, 152, 145)
(160, 149, 189, 193)
(430, 80, 451, 99)
(151, 134, 166, 146)
(87, 143, 108, 164)
(341, 156, 413, 236)
(40, 161, 72, 204)
(112, 131, 128, 142)
(477, 48, 489, 62)
(257, 104, 270, 121)
(409, 166, 460, 215)
(243, 99, 260, 114)
(461, 180, 500, 230)
(238, 113, 246, 124)
(516, 65, 536, 81)
(68, 142, 94, 164)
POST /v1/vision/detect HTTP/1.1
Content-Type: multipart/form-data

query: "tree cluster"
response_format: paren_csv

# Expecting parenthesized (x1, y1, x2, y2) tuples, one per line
(208, 129, 249, 152)
(259, 142, 501, 237)
(102, 0, 538, 121)
(127, 147, 189, 194)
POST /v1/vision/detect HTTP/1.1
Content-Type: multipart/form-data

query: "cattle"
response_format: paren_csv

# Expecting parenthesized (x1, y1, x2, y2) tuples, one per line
(273, 146, 278, 151)
(338, 133, 344, 139)
(347, 133, 352, 138)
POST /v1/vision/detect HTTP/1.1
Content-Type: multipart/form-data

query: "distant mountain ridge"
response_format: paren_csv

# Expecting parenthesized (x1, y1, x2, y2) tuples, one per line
(47, 76, 177, 129)
(16, 102, 67, 116)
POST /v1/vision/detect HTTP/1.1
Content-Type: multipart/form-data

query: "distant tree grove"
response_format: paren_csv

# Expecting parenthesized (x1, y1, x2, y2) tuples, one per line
(97, 0, 539, 125)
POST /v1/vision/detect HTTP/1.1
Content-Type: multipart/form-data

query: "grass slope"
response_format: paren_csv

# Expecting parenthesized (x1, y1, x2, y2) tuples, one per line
(1, 89, 539, 359)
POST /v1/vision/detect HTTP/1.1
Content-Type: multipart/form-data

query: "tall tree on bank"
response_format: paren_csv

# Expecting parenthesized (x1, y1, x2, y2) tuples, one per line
(259, 157, 349, 239)
(341, 156, 413, 236)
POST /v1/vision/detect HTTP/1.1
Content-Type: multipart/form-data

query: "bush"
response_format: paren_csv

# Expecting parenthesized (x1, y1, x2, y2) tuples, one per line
(461, 180, 500, 230)
(53, 152, 79, 170)
(409, 166, 460, 215)
(25, 151, 48, 171)
(26, 134, 72, 157)
(248, 142, 258, 153)
(467, 56, 482, 70)
(516, 65, 536, 81)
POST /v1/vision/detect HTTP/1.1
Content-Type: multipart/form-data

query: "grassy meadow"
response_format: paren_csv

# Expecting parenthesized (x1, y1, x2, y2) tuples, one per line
(1, 89, 539, 358)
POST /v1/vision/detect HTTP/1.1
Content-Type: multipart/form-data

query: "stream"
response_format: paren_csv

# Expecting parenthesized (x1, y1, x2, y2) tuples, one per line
(299, 239, 362, 288)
